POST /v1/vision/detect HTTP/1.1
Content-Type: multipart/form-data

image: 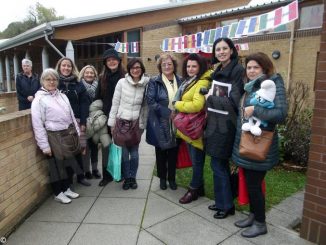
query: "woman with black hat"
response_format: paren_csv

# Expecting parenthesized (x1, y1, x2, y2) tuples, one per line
(95, 48, 126, 186)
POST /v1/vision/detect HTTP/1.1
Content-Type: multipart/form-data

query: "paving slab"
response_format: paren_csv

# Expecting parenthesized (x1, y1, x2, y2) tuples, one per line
(291, 190, 305, 201)
(137, 230, 165, 245)
(100, 179, 151, 198)
(6, 221, 79, 245)
(219, 234, 256, 245)
(69, 224, 139, 245)
(150, 176, 161, 192)
(72, 179, 104, 197)
(147, 211, 231, 245)
(190, 201, 247, 233)
(266, 207, 299, 228)
(142, 192, 185, 228)
(137, 164, 155, 180)
(155, 187, 211, 209)
(27, 196, 96, 222)
(84, 197, 146, 225)
(272, 196, 303, 216)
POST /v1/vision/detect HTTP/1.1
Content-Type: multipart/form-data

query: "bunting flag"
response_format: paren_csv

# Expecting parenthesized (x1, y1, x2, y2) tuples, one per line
(114, 41, 121, 52)
(131, 42, 139, 53)
(200, 45, 212, 53)
(159, 0, 298, 53)
(235, 43, 249, 51)
(120, 43, 128, 53)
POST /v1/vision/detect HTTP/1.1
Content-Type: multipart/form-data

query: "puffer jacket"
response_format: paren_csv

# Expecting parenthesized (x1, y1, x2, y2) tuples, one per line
(174, 70, 212, 150)
(232, 73, 288, 171)
(204, 58, 245, 159)
(86, 100, 111, 147)
(31, 88, 79, 152)
(146, 74, 182, 149)
(108, 73, 150, 129)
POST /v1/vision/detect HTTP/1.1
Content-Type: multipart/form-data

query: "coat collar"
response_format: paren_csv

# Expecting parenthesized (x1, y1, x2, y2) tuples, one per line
(212, 58, 239, 79)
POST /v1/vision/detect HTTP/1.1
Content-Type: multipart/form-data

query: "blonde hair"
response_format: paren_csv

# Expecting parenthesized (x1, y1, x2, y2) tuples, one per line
(40, 68, 59, 87)
(78, 65, 98, 81)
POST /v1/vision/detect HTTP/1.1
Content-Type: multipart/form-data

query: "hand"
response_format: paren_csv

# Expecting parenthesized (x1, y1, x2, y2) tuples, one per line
(170, 111, 177, 120)
(80, 125, 86, 132)
(244, 106, 254, 119)
(27, 96, 34, 102)
(205, 87, 213, 100)
(43, 149, 52, 157)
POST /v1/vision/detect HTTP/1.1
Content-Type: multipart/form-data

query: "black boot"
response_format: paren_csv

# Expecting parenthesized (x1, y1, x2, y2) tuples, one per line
(213, 205, 235, 219)
(92, 170, 101, 179)
(198, 185, 205, 196)
(160, 179, 167, 190)
(122, 178, 130, 190)
(241, 221, 267, 238)
(130, 178, 138, 189)
(168, 180, 177, 190)
(234, 213, 255, 228)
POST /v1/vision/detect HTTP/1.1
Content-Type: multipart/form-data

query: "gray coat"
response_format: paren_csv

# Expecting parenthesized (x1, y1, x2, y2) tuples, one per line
(232, 74, 288, 171)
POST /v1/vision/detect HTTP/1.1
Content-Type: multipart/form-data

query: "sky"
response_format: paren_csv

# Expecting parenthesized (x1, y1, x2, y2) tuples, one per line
(0, 0, 171, 31)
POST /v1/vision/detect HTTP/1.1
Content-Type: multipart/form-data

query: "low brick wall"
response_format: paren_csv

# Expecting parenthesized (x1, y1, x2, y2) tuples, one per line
(0, 110, 50, 237)
(0, 92, 18, 115)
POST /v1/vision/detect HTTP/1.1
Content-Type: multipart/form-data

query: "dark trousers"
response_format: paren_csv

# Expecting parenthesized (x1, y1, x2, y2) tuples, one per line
(84, 139, 99, 173)
(210, 157, 233, 210)
(155, 146, 178, 181)
(47, 156, 70, 196)
(66, 153, 86, 184)
(101, 144, 113, 180)
(243, 168, 267, 223)
(187, 144, 206, 189)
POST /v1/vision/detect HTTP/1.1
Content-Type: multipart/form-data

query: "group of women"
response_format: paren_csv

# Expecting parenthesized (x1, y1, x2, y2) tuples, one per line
(31, 37, 287, 238)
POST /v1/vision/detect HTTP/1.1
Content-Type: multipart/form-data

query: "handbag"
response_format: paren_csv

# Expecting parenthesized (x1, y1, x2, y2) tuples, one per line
(173, 110, 206, 140)
(107, 142, 122, 181)
(238, 167, 266, 205)
(176, 140, 192, 169)
(239, 94, 274, 161)
(47, 124, 81, 160)
(113, 118, 142, 147)
(239, 130, 274, 161)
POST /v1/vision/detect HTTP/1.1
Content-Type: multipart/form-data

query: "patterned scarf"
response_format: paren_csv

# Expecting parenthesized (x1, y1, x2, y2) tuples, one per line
(81, 79, 98, 100)
(161, 74, 178, 110)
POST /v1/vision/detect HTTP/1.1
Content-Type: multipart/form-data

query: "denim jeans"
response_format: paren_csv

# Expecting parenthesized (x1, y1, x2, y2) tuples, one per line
(187, 144, 205, 189)
(122, 145, 139, 179)
(210, 157, 233, 210)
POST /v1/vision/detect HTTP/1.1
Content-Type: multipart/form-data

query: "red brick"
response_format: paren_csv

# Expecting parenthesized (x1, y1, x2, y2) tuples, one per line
(305, 192, 326, 207)
(315, 90, 326, 100)
(320, 172, 326, 181)
(304, 200, 317, 212)
(313, 109, 326, 118)
(318, 187, 326, 197)
(318, 61, 326, 71)
(316, 204, 326, 216)
(303, 209, 326, 224)
(307, 168, 320, 179)
(315, 80, 326, 90)
(319, 51, 326, 62)
(311, 135, 324, 145)
(316, 71, 326, 81)
(309, 152, 322, 162)
(307, 175, 326, 189)
(314, 100, 326, 110)
(312, 126, 326, 136)
(308, 220, 319, 243)
(310, 143, 326, 154)
(305, 184, 318, 195)
(300, 216, 309, 240)
(320, 225, 326, 245)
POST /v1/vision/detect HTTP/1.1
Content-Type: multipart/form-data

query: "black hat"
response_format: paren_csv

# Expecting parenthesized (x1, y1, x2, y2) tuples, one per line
(102, 48, 120, 64)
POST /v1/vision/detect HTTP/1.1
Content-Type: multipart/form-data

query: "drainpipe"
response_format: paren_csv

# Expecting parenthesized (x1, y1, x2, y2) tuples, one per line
(287, 22, 295, 91)
(44, 31, 65, 58)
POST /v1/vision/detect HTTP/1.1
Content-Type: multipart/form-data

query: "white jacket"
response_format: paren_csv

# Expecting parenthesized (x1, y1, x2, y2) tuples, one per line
(108, 73, 149, 129)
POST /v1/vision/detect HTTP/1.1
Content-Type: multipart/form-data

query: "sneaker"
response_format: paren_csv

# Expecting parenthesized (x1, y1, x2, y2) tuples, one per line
(54, 192, 71, 204)
(64, 188, 80, 199)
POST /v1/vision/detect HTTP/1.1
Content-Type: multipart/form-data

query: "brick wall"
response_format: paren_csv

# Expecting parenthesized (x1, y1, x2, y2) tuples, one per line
(0, 110, 50, 237)
(300, 3, 326, 245)
(0, 92, 18, 114)
(142, 23, 184, 76)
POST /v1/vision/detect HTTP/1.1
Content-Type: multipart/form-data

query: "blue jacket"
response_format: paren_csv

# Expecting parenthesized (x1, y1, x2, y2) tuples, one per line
(232, 74, 288, 171)
(16, 72, 40, 110)
(146, 74, 182, 149)
(58, 78, 90, 125)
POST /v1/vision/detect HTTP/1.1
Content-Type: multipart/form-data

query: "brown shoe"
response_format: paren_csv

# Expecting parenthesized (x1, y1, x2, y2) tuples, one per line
(179, 188, 198, 204)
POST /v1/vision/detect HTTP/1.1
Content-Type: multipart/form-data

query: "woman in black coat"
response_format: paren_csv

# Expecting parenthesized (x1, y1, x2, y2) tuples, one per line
(204, 38, 244, 219)
(95, 48, 126, 186)
(232, 52, 287, 238)
(146, 53, 182, 190)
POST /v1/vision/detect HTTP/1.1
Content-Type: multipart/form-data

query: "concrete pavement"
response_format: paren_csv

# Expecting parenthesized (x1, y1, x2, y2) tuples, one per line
(6, 138, 314, 245)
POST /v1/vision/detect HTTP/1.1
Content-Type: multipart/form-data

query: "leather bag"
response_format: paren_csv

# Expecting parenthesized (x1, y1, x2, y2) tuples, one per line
(113, 118, 142, 147)
(173, 110, 206, 140)
(47, 124, 81, 161)
(239, 130, 274, 161)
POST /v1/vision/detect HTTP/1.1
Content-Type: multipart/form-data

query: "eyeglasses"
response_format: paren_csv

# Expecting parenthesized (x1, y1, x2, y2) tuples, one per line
(131, 66, 142, 70)
(161, 63, 173, 68)
(44, 78, 57, 82)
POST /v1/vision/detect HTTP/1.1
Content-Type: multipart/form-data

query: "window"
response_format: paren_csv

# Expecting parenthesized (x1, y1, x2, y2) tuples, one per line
(299, 4, 324, 29)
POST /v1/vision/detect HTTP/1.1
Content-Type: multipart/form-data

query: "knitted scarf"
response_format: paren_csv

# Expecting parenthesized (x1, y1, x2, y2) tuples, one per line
(162, 74, 178, 110)
(81, 79, 98, 100)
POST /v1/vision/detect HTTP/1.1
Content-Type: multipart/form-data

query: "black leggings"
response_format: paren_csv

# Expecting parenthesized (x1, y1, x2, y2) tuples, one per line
(243, 168, 266, 223)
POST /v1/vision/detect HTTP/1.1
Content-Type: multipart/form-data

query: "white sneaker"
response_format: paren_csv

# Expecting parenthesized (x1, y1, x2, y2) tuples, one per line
(54, 192, 71, 204)
(63, 188, 80, 199)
